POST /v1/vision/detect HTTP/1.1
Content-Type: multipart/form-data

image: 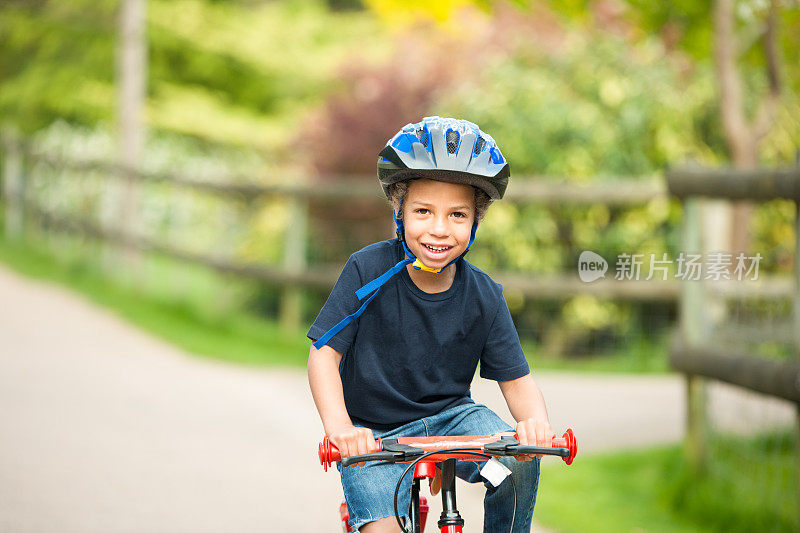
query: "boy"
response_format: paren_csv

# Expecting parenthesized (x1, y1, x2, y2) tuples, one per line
(308, 117, 554, 533)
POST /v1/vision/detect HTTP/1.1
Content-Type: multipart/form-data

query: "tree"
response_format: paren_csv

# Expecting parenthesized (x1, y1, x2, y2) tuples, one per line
(623, 0, 796, 253)
(714, 0, 782, 253)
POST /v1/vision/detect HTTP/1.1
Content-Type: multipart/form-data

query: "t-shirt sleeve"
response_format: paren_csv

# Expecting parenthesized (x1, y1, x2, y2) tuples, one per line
(479, 294, 530, 381)
(307, 254, 362, 354)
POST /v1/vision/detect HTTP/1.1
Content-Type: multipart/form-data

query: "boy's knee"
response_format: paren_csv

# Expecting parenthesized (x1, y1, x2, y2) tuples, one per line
(359, 515, 405, 533)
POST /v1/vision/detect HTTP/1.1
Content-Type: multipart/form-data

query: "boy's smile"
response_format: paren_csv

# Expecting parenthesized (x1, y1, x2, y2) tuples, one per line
(400, 179, 476, 282)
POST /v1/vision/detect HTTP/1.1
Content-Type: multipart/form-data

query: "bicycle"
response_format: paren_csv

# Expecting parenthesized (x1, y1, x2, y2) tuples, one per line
(319, 428, 577, 533)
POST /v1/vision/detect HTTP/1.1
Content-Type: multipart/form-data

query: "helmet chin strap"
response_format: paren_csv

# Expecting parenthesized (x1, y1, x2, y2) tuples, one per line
(311, 212, 477, 350)
(394, 211, 478, 274)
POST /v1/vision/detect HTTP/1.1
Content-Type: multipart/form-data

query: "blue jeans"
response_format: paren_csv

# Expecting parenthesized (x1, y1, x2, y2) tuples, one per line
(338, 402, 540, 532)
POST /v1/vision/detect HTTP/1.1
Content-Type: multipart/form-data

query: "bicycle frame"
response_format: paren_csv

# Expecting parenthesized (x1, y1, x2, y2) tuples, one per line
(321, 430, 577, 533)
(337, 462, 432, 532)
(337, 457, 457, 533)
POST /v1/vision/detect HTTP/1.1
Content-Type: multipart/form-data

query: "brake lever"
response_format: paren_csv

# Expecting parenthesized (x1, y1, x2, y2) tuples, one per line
(483, 435, 522, 455)
(340, 451, 402, 467)
(340, 439, 426, 467)
(513, 445, 570, 458)
(483, 435, 571, 459)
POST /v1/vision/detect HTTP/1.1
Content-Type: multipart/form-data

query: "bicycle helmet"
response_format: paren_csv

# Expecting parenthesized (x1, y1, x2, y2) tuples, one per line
(378, 116, 510, 200)
(312, 117, 510, 350)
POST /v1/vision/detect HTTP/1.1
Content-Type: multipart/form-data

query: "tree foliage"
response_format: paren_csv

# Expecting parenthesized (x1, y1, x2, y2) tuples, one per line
(0, 0, 117, 131)
(0, 0, 384, 148)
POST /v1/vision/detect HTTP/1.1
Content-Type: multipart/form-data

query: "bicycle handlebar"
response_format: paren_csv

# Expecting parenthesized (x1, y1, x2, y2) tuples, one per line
(318, 428, 577, 471)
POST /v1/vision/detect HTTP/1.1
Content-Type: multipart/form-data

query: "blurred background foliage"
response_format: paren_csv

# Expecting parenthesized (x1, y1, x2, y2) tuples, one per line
(2, 3, 799, 529)
(1, 0, 798, 362)
(1, 0, 387, 151)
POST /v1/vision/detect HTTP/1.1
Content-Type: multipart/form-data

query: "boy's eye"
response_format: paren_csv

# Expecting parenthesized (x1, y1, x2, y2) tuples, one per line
(452, 211, 467, 218)
(415, 208, 430, 215)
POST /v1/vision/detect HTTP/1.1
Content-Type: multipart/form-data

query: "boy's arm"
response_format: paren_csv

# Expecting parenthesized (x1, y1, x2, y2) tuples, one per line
(307, 344, 350, 433)
(498, 373, 555, 461)
(307, 344, 379, 465)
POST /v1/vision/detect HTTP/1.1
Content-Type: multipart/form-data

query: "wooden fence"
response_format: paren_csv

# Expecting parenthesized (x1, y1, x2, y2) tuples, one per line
(0, 132, 794, 328)
(665, 163, 800, 525)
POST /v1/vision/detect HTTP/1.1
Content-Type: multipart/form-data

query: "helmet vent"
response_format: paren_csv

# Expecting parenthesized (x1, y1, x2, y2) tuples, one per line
(415, 128, 429, 148)
(446, 130, 459, 154)
(474, 137, 486, 155)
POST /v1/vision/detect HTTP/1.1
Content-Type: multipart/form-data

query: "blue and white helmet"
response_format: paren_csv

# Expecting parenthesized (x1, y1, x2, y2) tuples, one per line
(377, 116, 510, 200)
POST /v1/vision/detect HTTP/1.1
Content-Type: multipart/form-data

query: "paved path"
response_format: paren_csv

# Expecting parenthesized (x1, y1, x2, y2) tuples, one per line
(0, 265, 793, 532)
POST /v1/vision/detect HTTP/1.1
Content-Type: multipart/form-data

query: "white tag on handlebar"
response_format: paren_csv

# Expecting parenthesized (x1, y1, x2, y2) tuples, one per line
(480, 458, 512, 487)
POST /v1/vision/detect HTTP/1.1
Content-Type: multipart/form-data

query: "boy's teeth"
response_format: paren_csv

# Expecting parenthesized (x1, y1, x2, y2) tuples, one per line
(425, 245, 449, 252)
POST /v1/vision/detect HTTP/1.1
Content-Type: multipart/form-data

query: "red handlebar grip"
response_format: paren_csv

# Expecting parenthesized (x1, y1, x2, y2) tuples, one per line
(318, 436, 385, 472)
(558, 428, 577, 465)
(319, 436, 336, 472)
(513, 428, 577, 465)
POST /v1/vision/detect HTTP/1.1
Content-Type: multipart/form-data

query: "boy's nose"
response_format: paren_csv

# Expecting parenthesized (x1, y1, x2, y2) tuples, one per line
(429, 216, 450, 236)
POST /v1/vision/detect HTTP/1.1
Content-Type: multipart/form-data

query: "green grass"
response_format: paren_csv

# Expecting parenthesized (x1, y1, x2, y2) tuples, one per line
(0, 232, 311, 368)
(536, 433, 797, 533)
(524, 334, 671, 374)
(536, 446, 706, 533)
(665, 431, 798, 533)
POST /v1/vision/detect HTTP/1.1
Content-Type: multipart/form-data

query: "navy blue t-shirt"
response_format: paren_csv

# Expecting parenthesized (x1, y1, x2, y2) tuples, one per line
(307, 239, 529, 430)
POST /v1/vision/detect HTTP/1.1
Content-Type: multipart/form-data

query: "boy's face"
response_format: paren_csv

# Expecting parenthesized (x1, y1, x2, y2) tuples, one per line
(401, 179, 476, 270)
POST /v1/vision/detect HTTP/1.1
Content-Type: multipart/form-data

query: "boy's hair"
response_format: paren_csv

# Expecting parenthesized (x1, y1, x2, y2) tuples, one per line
(388, 180, 493, 222)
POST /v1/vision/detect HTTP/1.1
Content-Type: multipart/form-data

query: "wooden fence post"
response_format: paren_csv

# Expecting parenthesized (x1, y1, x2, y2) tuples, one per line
(280, 195, 308, 331)
(116, 0, 147, 278)
(1, 129, 25, 241)
(794, 152, 800, 527)
(681, 197, 709, 474)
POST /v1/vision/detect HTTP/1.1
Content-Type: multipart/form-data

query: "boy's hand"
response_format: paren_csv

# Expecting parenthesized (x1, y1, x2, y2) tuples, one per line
(514, 418, 555, 461)
(328, 425, 380, 467)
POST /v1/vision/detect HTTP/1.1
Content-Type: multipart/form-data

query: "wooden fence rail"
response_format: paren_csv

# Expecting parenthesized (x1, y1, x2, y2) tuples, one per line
(667, 166, 800, 200)
(3, 138, 796, 310)
(33, 202, 792, 301)
(670, 338, 800, 403)
(15, 139, 666, 204)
